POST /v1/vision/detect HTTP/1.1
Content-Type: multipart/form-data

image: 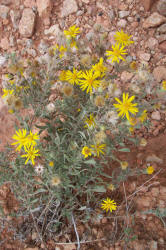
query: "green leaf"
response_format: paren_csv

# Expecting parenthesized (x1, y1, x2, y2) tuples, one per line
(84, 159, 96, 165)
(118, 148, 130, 152)
(92, 185, 106, 193)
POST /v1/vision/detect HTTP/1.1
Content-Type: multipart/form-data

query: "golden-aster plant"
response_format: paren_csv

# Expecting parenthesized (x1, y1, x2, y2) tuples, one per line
(106, 43, 127, 64)
(79, 69, 101, 94)
(114, 30, 134, 46)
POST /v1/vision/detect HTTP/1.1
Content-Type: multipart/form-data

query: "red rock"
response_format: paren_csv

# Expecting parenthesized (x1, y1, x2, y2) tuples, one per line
(0, 37, 10, 50)
(18, 8, 36, 38)
(153, 66, 166, 82)
(24, 0, 36, 8)
(140, 0, 157, 11)
(36, 0, 52, 25)
(159, 41, 166, 53)
(143, 12, 166, 29)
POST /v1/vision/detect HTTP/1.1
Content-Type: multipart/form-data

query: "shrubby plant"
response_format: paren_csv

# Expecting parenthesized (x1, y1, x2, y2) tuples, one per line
(0, 26, 164, 240)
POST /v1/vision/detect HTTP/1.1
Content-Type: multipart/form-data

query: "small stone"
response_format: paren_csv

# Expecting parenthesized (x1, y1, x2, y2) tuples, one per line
(0, 0, 11, 5)
(151, 187, 159, 197)
(160, 186, 166, 195)
(153, 66, 166, 81)
(0, 55, 7, 66)
(151, 111, 161, 120)
(139, 52, 151, 62)
(136, 196, 151, 210)
(140, 0, 156, 11)
(128, 16, 134, 22)
(117, 19, 127, 28)
(27, 48, 36, 57)
(76, 10, 84, 16)
(108, 9, 115, 21)
(44, 24, 61, 40)
(0, 5, 9, 19)
(82, 0, 89, 3)
(119, 10, 130, 18)
(143, 12, 166, 29)
(149, 241, 158, 250)
(0, 37, 10, 50)
(146, 37, 158, 49)
(24, 0, 36, 8)
(19, 8, 36, 38)
(36, 0, 52, 25)
(146, 154, 163, 164)
(10, 10, 21, 29)
(157, 23, 166, 33)
(157, 0, 166, 17)
(61, 0, 78, 18)
(159, 41, 166, 52)
(121, 71, 133, 82)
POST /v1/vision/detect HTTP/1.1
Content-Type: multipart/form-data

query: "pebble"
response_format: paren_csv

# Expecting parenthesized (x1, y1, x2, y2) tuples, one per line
(121, 71, 133, 82)
(151, 111, 161, 121)
(119, 10, 130, 18)
(0, 37, 10, 50)
(10, 10, 21, 29)
(36, 0, 52, 25)
(146, 154, 163, 164)
(19, 8, 36, 38)
(44, 24, 61, 40)
(61, 0, 78, 18)
(0, 5, 9, 19)
(140, 0, 154, 11)
(146, 37, 158, 49)
(117, 19, 127, 28)
(159, 41, 166, 53)
(153, 66, 166, 82)
(157, 0, 166, 17)
(0, 55, 7, 66)
(139, 52, 151, 62)
(157, 23, 166, 34)
(143, 12, 166, 29)
(108, 9, 115, 21)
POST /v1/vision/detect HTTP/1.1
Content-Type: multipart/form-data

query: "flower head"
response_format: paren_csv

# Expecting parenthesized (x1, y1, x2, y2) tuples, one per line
(49, 161, 54, 167)
(91, 143, 106, 157)
(84, 114, 96, 129)
(146, 166, 154, 175)
(95, 131, 106, 144)
(94, 95, 105, 107)
(101, 198, 117, 213)
(139, 138, 147, 147)
(21, 145, 40, 165)
(64, 25, 80, 39)
(139, 110, 147, 123)
(25, 131, 39, 147)
(114, 30, 134, 46)
(121, 161, 128, 170)
(2, 89, 14, 98)
(59, 70, 67, 81)
(162, 80, 166, 90)
(14, 98, 23, 110)
(66, 68, 82, 85)
(92, 58, 107, 77)
(106, 43, 127, 64)
(62, 84, 74, 97)
(35, 164, 44, 175)
(107, 183, 115, 191)
(51, 176, 61, 186)
(82, 146, 92, 158)
(12, 129, 28, 151)
(79, 69, 100, 94)
(130, 61, 138, 71)
(59, 45, 67, 58)
(114, 93, 138, 120)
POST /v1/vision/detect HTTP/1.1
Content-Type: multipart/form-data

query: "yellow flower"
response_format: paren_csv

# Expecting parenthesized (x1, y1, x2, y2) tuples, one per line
(8, 109, 14, 114)
(146, 166, 154, 175)
(129, 117, 137, 126)
(114, 93, 138, 120)
(129, 127, 134, 133)
(59, 45, 67, 58)
(139, 138, 147, 147)
(59, 70, 67, 81)
(91, 143, 106, 157)
(51, 176, 61, 186)
(121, 161, 128, 170)
(2, 89, 14, 98)
(92, 58, 107, 77)
(49, 161, 54, 167)
(12, 129, 27, 151)
(106, 43, 127, 63)
(25, 131, 39, 147)
(21, 145, 40, 165)
(79, 69, 100, 94)
(70, 39, 78, 50)
(101, 198, 117, 213)
(82, 146, 92, 158)
(84, 114, 96, 129)
(162, 80, 166, 90)
(66, 68, 82, 85)
(62, 84, 74, 97)
(107, 184, 115, 191)
(114, 30, 134, 46)
(64, 25, 80, 39)
(130, 61, 138, 71)
(94, 95, 105, 107)
(139, 110, 147, 123)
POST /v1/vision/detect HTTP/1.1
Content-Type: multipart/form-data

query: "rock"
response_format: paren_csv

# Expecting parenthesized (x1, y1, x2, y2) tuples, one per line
(0, 55, 7, 66)
(149, 241, 158, 250)
(159, 41, 166, 52)
(0, 0, 11, 5)
(121, 71, 133, 82)
(157, 34, 166, 43)
(151, 187, 159, 197)
(0, 5, 9, 19)
(19, 8, 36, 38)
(139, 52, 151, 62)
(119, 10, 130, 18)
(36, 0, 52, 25)
(146, 154, 163, 164)
(117, 19, 127, 28)
(108, 9, 115, 21)
(151, 111, 161, 120)
(24, 0, 37, 8)
(160, 186, 166, 195)
(158, 23, 166, 33)
(143, 12, 166, 29)
(140, 0, 156, 11)
(44, 24, 61, 40)
(153, 66, 166, 81)
(10, 10, 21, 29)
(157, 0, 166, 17)
(136, 196, 152, 210)
(146, 37, 158, 49)
(0, 37, 10, 50)
(63, 244, 76, 250)
(61, 0, 78, 18)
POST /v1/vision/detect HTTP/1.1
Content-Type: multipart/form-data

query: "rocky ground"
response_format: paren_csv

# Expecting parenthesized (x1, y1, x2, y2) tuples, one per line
(0, 0, 166, 249)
